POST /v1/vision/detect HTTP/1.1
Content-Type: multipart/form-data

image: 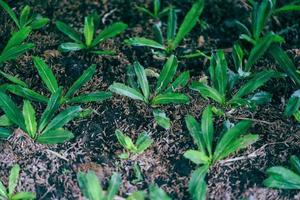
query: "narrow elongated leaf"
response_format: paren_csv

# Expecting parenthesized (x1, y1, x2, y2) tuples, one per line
(201, 106, 213, 156)
(190, 82, 225, 105)
(135, 132, 153, 153)
(269, 45, 300, 86)
(11, 191, 36, 200)
(0, 0, 19, 28)
(171, 0, 204, 50)
(0, 115, 13, 126)
(5, 84, 48, 103)
(232, 43, 244, 71)
(134, 61, 149, 101)
(264, 166, 300, 189)
(232, 70, 279, 99)
(115, 129, 136, 152)
(151, 93, 189, 105)
(153, 22, 163, 44)
(154, 0, 160, 16)
(90, 50, 115, 55)
(156, 55, 178, 93)
(33, 57, 59, 93)
(56, 21, 81, 42)
(125, 37, 166, 50)
(58, 42, 85, 52)
(214, 50, 228, 97)
(149, 184, 172, 200)
(0, 71, 28, 87)
(249, 91, 272, 105)
(189, 165, 209, 200)
(77, 171, 104, 200)
(22, 100, 37, 138)
(290, 155, 300, 175)
(284, 90, 300, 117)
(92, 22, 127, 46)
(167, 8, 177, 41)
(37, 129, 74, 144)
(3, 27, 31, 52)
(20, 6, 30, 27)
(0, 91, 25, 130)
(30, 17, 49, 30)
(84, 15, 94, 47)
(38, 89, 62, 132)
(107, 173, 122, 200)
(8, 165, 20, 196)
(109, 83, 145, 102)
(274, 5, 300, 14)
(0, 127, 11, 139)
(153, 109, 171, 130)
(165, 71, 190, 93)
(42, 106, 81, 134)
(185, 115, 206, 153)
(136, 6, 155, 18)
(67, 91, 112, 104)
(0, 43, 34, 63)
(0, 179, 7, 198)
(214, 120, 252, 161)
(65, 64, 97, 99)
(184, 150, 210, 165)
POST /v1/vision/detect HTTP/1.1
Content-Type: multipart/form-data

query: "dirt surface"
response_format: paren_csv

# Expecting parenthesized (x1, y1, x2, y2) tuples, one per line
(0, 0, 300, 199)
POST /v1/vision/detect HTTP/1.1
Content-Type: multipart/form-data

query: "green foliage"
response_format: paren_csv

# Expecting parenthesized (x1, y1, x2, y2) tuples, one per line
(184, 106, 258, 199)
(0, 28, 34, 65)
(284, 90, 300, 120)
(115, 129, 153, 159)
(153, 109, 170, 130)
(0, 164, 36, 200)
(77, 171, 121, 200)
(190, 50, 280, 108)
(125, 0, 204, 55)
(264, 155, 300, 189)
(0, 0, 49, 30)
(56, 13, 127, 54)
(0, 91, 80, 144)
(136, 0, 170, 20)
(1, 57, 112, 106)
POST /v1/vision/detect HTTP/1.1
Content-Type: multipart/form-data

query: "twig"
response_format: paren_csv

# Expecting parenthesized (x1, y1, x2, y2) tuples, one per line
(46, 149, 69, 162)
(102, 8, 117, 24)
(228, 116, 274, 125)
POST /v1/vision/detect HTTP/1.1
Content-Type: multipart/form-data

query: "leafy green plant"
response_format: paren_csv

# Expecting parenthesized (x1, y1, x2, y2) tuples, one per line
(56, 13, 127, 54)
(125, 0, 204, 56)
(0, 28, 34, 65)
(0, 164, 36, 200)
(0, 0, 49, 30)
(77, 171, 121, 200)
(184, 106, 258, 199)
(136, 0, 170, 20)
(115, 129, 153, 159)
(0, 90, 80, 144)
(284, 90, 300, 121)
(1, 57, 112, 106)
(190, 50, 280, 108)
(264, 155, 300, 189)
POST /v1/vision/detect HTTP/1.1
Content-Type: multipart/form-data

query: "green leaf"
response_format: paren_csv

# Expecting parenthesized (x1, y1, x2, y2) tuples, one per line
(5, 84, 48, 103)
(20, 6, 31, 28)
(201, 106, 214, 156)
(167, 8, 177, 42)
(3, 27, 32, 52)
(67, 91, 112, 104)
(274, 5, 300, 14)
(109, 83, 145, 102)
(165, 71, 190, 93)
(92, 22, 127, 46)
(115, 129, 137, 152)
(211, 50, 228, 97)
(0, 71, 28, 87)
(151, 93, 189, 105)
(56, 20, 82, 43)
(42, 106, 81, 134)
(149, 184, 172, 200)
(185, 115, 206, 153)
(106, 173, 122, 200)
(284, 90, 300, 117)
(184, 150, 210, 165)
(264, 166, 300, 189)
(0, 91, 25, 130)
(136, 6, 155, 18)
(0, 115, 13, 127)
(154, 0, 160, 16)
(232, 43, 244, 72)
(290, 155, 300, 175)
(269, 45, 300, 86)
(22, 100, 37, 138)
(0, 178, 7, 198)
(135, 132, 153, 153)
(90, 50, 115, 55)
(77, 171, 104, 200)
(190, 82, 225, 105)
(0, 44, 34, 64)
(232, 70, 279, 99)
(58, 42, 85, 52)
(214, 120, 252, 161)
(38, 88, 62, 132)
(84, 15, 94, 47)
(249, 91, 272, 105)
(134, 61, 150, 101)
(0, 127, 12, 139)
(171, 0, 204, 50)
(30, 17, 49, 30)
(65, 64, 96, 99)
(11, 192, 36, 200)
(189, 165, 208, 200)
(37, 128, 74, 144)
(153, 109, 171, 130)
(8, 165, 20, 196)
(33, 57, 59, 93)
(156, 55, 178, 93)
(125, 37, 166, 50)
(0, 0, 20, 28)
(153, 23, 163, 44)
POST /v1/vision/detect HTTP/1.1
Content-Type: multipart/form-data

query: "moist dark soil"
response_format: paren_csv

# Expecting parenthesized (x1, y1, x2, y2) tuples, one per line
(0, 0, 300, 199)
